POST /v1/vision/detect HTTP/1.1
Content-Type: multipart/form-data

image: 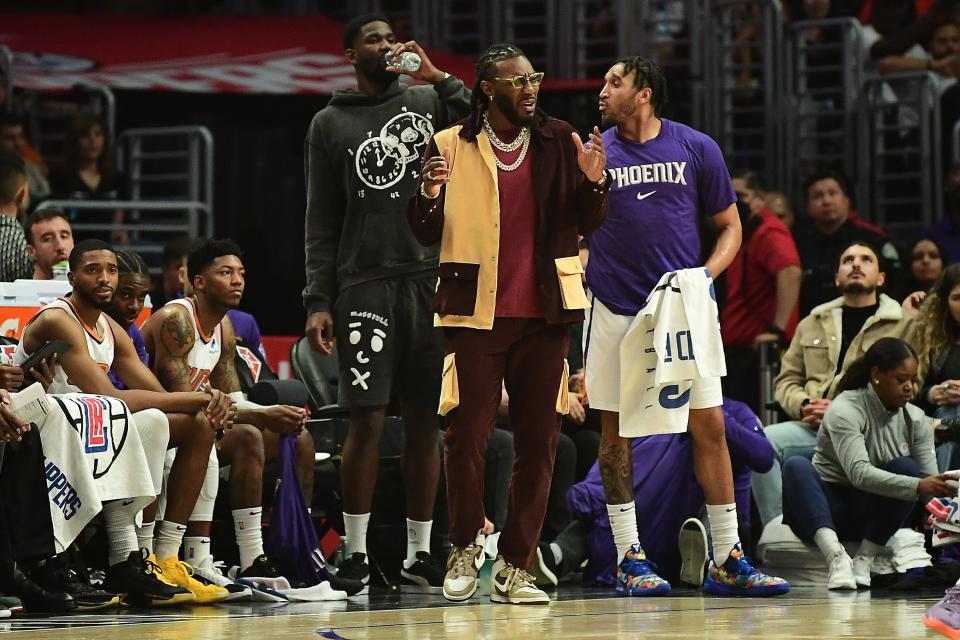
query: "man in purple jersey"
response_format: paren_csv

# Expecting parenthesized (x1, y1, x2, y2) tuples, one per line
(584, 56, 788, 597)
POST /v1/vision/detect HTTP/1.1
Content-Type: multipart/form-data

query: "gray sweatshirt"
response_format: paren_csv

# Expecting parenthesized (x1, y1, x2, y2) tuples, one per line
(813, 386, 937, 501)
(302, 76, 471, 314)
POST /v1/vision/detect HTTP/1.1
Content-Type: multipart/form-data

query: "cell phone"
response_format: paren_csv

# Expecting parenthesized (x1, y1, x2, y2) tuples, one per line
(20, 340, 71, 373)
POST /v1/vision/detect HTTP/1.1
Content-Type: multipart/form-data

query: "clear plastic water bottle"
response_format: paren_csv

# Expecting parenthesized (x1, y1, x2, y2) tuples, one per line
(52, 260, 69, 280)
(385, 51, 421, 73)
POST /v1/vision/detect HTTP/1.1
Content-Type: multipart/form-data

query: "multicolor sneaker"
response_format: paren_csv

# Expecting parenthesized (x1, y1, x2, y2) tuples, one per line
(615, 544, 671, 596)
(925, 585, 960, 639)
(703, 543, 790, 597)
(154, 556, 229, 604)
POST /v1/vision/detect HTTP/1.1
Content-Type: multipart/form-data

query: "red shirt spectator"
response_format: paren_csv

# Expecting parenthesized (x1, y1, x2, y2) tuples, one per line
(722, 208, 802, 346)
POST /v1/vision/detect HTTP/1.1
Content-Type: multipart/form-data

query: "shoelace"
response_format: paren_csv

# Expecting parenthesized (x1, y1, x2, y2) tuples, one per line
(500, 565, 537, 591)
(942, 586, 960, 607)
(447, 545, 482, 578)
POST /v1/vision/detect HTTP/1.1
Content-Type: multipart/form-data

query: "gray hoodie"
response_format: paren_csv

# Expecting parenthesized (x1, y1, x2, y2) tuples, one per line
(302, 76, 471, 313)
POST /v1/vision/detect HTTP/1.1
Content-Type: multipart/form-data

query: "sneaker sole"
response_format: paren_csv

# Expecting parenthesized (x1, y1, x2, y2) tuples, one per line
(703, 580, 790, 597)
(616, 583, 671, 597)
(924, 615, 960, 640)
(119, 591, 196, 607)
(442, 582, 478, 602)
(532, 548, 558, 588)
(678, 518, 708, 587)
(490, 593, 550, 605)
(75, 596, 121, 611)
(826, 581, 858, 591)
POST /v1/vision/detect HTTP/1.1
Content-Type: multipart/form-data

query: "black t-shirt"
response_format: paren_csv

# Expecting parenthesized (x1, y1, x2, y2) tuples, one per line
(836, 302, 879, 375)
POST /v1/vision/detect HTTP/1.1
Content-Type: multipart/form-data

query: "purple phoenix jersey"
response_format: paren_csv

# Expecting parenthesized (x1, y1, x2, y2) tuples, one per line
(585, 118, 736, 316)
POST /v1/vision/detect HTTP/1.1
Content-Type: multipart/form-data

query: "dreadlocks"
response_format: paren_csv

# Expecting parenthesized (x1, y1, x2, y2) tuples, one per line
(467, 43, 527, 136)
(613, 56, 669, 115)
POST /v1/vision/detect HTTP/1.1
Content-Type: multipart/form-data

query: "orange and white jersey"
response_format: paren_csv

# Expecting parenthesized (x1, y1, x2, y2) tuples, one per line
(15, 297, 115, 394)
(164, 298, 222, 392)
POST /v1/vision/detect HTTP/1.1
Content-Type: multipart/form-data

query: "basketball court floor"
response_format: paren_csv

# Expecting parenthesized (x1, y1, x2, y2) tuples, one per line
(0, 584, 944, 639)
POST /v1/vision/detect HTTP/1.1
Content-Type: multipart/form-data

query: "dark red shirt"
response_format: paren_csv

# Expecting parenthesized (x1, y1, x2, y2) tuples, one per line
(721, 209, 801, 346)
(492, 129, 543, 317)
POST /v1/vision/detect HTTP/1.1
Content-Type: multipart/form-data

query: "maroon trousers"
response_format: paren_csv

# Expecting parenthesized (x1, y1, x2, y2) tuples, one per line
(443, 317, 569, 569)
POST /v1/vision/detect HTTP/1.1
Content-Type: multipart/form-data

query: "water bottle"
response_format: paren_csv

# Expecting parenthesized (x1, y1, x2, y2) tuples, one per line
(52, 260, 69, 280)
(385, 50, 421, 73)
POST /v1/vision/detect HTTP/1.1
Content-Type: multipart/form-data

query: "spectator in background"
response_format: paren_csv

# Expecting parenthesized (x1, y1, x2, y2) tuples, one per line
(150, 236, 193, 311)
(862, 0, 958, 62)
(753, 242, 917, 559)
(0, 153, 33, 282)
(24, 209, 73, 280)
(722, 171, 802, 413)
(877, 20, 960, 93)
(48, 114, 128, 245)
(794, 169, 901, 314)
(765, 191, 795, 229)
(0, 114, 49, 202)
(104, 250, 151, 391)
(924, 162, 960, 263)
(782, 337, 943, 590)
(906, 236, 946, 293)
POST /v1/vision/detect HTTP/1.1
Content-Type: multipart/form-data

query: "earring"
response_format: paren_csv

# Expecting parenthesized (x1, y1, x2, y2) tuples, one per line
(873, 379, 879, 384)
(488, 95, 493, 101)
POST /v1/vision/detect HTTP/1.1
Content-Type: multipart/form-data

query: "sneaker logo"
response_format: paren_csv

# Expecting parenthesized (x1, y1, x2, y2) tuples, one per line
(474, 552, 484, 571)
(121, 499, 135, 506)
(493, 572, 510, 594)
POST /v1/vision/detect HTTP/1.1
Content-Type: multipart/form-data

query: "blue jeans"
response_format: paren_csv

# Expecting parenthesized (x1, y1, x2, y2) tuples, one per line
(752, 420, 818, 526)
(781, 456, 923, 545)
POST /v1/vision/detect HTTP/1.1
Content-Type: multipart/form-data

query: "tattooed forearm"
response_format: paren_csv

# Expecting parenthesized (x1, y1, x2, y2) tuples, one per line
(598, 436, 633, 504)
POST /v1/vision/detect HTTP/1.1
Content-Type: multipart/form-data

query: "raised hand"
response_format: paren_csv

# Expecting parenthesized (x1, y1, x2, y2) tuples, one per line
(572, 126, 606, 183)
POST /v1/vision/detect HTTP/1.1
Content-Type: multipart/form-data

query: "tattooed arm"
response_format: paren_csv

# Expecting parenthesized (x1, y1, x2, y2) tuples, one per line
(209, 314, 242, 394)
(598, 416, 634, 505)
(141, 305, 197, 392)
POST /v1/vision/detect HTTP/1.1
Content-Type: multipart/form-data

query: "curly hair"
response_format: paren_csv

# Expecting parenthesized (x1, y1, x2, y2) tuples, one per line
(915, 263, 960, 383)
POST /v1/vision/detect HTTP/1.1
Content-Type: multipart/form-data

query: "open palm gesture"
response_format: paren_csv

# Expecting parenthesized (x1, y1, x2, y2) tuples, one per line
(572, 126, 606, 183)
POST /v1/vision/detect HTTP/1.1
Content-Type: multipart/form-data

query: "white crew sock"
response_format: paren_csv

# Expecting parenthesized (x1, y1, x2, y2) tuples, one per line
(403, 518, 433, 569)
(705, 503, 740, 564)
(104, 502, 139, 567)
(232, 507, 265, 571)
(607, 502, 640, 562)
(154, 521, 187, 561)
(184, 536, 212, 565)
(136, 520, 156, 555)
(814, 527, 845, 562)
(856, 538, 883, 560)
(343, 512, 370, 558)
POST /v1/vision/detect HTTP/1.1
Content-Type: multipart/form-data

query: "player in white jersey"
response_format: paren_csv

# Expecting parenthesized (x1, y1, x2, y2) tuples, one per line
(142, 239, 337, 593)
(16, 240, 234, 606)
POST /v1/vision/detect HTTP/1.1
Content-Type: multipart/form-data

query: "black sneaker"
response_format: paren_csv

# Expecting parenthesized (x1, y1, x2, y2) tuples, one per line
(400, 551, 444, 593)
(0, 594, 22, 615)
(103, 550, 194, 607)
(531, 543, 559, 588)
(26, 554, 119, 611)
(335, 552, 370, 595)
(239, 554, 283, 580)
(0, 562, 75, 614)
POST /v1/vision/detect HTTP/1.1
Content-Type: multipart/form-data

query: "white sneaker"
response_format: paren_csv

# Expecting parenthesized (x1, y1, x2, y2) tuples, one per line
(489, 556, 549, 605)
(851, 555, 872, 588)
(443, 530, 486, 602)
(193, 556, 252, 601)
(827, 552, 858, 590)
(678, 517, 708, 587)
(756, 516, 807, 563)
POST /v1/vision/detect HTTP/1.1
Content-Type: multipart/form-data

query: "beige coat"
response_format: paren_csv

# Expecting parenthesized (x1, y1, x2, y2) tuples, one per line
(774, 294, 915, 420)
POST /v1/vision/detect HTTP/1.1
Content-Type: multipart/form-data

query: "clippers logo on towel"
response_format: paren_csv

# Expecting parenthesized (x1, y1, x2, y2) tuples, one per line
(56, 396, 131, 479)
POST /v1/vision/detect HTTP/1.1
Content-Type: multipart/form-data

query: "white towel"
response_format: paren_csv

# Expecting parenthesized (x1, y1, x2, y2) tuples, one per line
(619, 268, 726, 437)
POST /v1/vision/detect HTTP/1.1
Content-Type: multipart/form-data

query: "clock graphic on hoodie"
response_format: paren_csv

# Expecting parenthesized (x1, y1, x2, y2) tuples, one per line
(354, 110, 434, 190)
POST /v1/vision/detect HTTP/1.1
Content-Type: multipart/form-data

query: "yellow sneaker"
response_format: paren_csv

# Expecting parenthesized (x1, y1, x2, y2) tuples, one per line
(154, 556, 229, 604)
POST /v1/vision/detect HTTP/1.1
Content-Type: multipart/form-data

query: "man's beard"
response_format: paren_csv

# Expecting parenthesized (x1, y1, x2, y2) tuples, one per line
(493, 92, 537, 127)
(600, 101, 636, 130)
(76, 286, 112, 310)
(839, 281, 876, 296)
(362, 58, 398, 85)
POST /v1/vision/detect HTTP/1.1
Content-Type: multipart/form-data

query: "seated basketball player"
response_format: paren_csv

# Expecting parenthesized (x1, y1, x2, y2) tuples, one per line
(142, 239, 317, 591)
(15, 239, 234, 606)
(104, 250, 151, 389)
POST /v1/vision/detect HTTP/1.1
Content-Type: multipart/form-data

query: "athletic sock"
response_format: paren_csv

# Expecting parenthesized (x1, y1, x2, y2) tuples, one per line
(232, 507, 265, 571)
(343, 512, 370, 558)
(856, 538, 883, 560)
(184, 536, 211, 565)
(607, 502, 640, 562)
(814, 527, 845, 562)
(705, 503, 740, 564)
(403, 518, 432, 569)
(154, 521, 187, 561)
(104, 502, 139, 567)
(136, 520, 156, 556)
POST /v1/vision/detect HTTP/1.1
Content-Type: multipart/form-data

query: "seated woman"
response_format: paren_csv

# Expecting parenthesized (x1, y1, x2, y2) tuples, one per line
(782, 337, 951, 591)
(905, 237, 945, 295)
(916, 264, 960, 470)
